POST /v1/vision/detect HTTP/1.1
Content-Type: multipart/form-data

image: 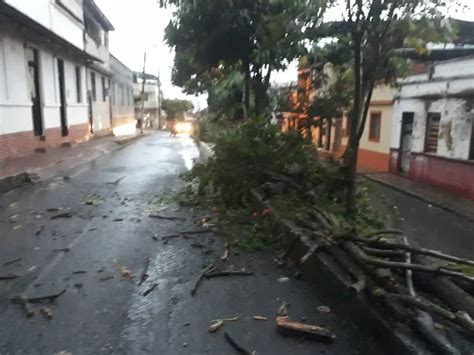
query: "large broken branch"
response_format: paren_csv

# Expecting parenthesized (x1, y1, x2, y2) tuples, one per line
(190, 264, 215, 296)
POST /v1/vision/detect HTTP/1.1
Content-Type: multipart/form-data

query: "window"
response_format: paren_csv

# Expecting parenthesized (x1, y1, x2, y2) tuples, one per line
(91, 72, 96, 101)
(425, 112, 441, 153)
(369, 112, 382, 142)
(101, 76, 107, 102)
(75, 66, 82, 103)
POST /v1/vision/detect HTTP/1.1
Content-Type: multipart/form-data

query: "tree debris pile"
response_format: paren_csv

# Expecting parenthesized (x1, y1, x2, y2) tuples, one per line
(254, 171, 474, 352)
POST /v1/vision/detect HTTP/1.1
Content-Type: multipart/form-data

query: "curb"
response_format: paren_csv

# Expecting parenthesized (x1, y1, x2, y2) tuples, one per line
(363, 174, 474, 223)
(0, 133, 144, 194)
(250, 188, 429, 354)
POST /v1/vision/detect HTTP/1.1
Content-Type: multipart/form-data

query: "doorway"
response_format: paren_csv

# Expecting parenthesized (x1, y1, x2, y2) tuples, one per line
(26, 47, 43, 136)
(57, 59, 68, 136)
(399, 112, 414, 172)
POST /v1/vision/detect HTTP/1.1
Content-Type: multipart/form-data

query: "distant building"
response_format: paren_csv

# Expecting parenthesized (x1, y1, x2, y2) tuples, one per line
(390, 55, 474, 199)
(133, 72, 163, 129)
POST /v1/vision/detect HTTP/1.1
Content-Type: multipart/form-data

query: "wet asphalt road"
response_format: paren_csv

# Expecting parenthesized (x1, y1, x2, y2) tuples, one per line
(0, 132, 383, 354)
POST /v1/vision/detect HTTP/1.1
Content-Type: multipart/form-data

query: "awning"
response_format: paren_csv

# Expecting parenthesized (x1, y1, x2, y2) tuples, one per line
(0, 1, 102, 63)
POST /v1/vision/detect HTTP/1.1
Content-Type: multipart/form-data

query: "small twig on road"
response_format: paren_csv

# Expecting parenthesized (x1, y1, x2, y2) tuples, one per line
(276, 316, 336, 343)
(161, 234, 181, 241)
(50, 212, 73, 220)
(204, 271, 255, 279)
(181, 230, 210, 235)
(0, 273, 21, 280)
(138, 257, 150, 285)
(191, 264, 215, 296)
(14, 289, 67, 303)
(4, 257, 22, 266)
(224, 331, 252, 355)
(149, 214, 186, 221)
(143, 283, 159, 297)
(52, 248, 70, 253)
(35, 225, 45, 236)
(72, 270, 87, 275)
(106, 176, 126, 185)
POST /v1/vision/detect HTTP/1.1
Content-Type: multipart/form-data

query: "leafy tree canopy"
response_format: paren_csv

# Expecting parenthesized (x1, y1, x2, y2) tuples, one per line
(161, 98, 194, 120)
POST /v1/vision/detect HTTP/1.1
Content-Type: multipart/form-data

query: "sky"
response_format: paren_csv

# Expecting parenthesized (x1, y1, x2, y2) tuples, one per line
(96, 0, 474, 110)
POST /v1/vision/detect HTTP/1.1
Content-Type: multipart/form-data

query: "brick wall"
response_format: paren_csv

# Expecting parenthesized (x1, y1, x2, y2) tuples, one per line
(0, 123, 90, 162)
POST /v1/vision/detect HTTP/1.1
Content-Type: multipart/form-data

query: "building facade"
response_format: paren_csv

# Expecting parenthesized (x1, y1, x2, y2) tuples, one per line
(0, 0, 97, 162)
(83, 0, 114, 136)
(110, 55, 135, 136)
(0, 0, 135, 164)
(389, 56, 474, 199)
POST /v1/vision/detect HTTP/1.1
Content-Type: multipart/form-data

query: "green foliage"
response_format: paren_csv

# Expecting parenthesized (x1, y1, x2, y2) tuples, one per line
(161, 98, 194, 120)
(185, 116, 342, 207)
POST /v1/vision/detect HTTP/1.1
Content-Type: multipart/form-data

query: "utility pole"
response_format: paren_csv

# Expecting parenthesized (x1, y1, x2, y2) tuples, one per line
(140, 52, 146, 134)
(157, 71, 161, 130)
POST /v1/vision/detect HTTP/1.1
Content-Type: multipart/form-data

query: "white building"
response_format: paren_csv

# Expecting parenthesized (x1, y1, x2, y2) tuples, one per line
(133, 72, 163, 129)
(390, 55, 474, 199)
(0, 0, 99, 162)
(0, 0, 135, 164)
(110, 55, 135, 136)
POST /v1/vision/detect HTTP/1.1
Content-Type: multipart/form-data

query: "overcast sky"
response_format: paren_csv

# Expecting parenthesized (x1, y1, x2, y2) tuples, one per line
(96, 0, 473, 110)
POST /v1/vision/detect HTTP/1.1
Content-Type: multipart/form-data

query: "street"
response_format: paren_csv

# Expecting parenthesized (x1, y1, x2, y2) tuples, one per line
(0, 133, 381, 355)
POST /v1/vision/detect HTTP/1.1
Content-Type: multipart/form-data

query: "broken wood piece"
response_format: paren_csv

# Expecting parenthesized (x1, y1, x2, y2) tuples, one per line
(224, 331, 252, 355)
(180, 230, 210, 235)
(99, 276, 114, 281)
(276, 316, 336, 343)
(300, 243, 319, 264)
(149, 214, 186, 221)
(40, 307, 53, 319)
(138, 256, 150, 286)
(72, 270, 87, 275)
(208, 319, 224, 333)
(204, 271, 255, 279)
(3, 257, 22, 266)
(0, 273, 21, 280)
(161, 234, 181, 241)
(143, 283, 158, 297)
(277, 302, 289, 317)
(361, 229, 403, 239)
(190, 264, 215, 296)
(253, 316, 268, 321)
(221, 242, 229, 261)
(209, 317, 239, 323)
(35, 225, 45, 236)
(50, 212, 73, 220)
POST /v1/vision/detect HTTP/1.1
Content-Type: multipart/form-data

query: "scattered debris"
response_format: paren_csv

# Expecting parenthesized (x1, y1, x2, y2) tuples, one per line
(276, 316, 336, 343)
(317, 305, 331, 314)
(191, 264, 215, 296)
(138, 257, 150, 285)
(143, 283, 159, 297)
(106, 176, 126, 185)
(221, 242, 229, 261)
(46, 208, 61, 212)
(209, 319, 224, 333)
(51, 212, 73, 220)
(99, 276, 114, 281)
(40, 307, 54, 319)
(209, 317, 239, 322)
(224, 331, 253, 355)
(35, 225, 45, 236)
(113, 218, 124, 222)
(152, 236, 159, 241)
(277, 277, 290, 283)
(72, 271, 87, 275)
(191, 242, 205, 249)
(149, 214, 186, 221)
(53, 248, 70, 253)
(11, 296, 35, 318)
(161, 234, 181, 241)
(277, 302, 289, 317)
(253, 316, 268, 321)
(204, 270, 255, 279)
(4, 257, 22, 266)
(181, 230, 210, 235)
(0, 273, 21, 280)
(88, 228, 98, 232)
(73, 283, 83, 288)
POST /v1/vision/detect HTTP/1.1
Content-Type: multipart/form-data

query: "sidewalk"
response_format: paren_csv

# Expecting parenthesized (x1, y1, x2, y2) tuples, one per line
(364, 172, 474, 222)
(0, 132, 143, 193)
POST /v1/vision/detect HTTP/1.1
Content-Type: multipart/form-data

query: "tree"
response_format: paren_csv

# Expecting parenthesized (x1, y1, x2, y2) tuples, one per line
(308, 0, 455, 216)
(161, 98, 194, 120)
(160, 0, 329, 118)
